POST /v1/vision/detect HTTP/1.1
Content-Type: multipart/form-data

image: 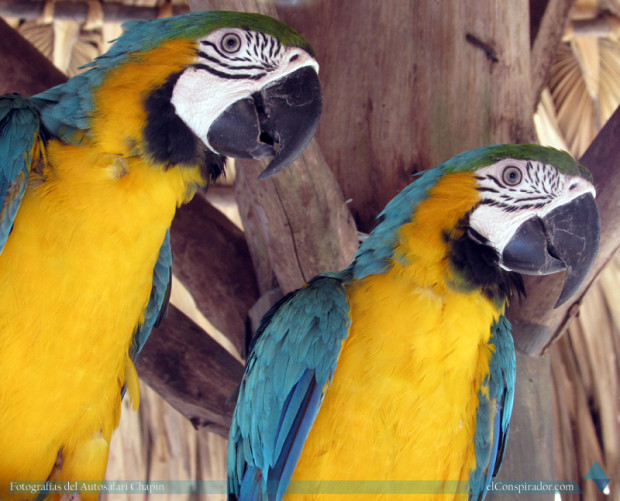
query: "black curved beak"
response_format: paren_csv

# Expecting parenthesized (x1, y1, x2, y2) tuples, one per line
(501, 193, 600, 308)
(206, 66, 322, 179)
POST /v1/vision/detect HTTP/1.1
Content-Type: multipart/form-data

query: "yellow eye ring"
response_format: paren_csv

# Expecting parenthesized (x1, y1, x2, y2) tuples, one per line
(502, 166, 522, 186)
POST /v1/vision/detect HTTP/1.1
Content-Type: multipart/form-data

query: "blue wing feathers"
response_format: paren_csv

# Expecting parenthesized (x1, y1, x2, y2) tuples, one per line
(494, 348, 515, 477)
(238, 466, 267, 501)
(272, 374, 322, 501)
(237, 370, 321, 501)
(273, 371, 314, 459)
(0, 95, 40, 254)
(228, 275, 351, 500)
(469, 315, 515, 500)
(492, 316, 515, 477)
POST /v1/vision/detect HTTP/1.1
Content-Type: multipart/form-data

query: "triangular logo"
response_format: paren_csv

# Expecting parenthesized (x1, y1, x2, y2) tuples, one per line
(585, 461, 610, 493)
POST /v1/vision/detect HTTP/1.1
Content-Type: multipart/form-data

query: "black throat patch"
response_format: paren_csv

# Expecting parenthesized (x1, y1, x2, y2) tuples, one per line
(144, 71, 225, 182)
(446, 214, 525, 304)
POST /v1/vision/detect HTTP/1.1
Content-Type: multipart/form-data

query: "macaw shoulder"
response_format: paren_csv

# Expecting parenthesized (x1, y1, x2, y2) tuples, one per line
(228, 275, 351, 499)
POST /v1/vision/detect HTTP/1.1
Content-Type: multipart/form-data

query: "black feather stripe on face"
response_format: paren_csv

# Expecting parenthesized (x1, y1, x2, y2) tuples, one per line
(144, 71, 225, 182)
(445, 212, 525, 304)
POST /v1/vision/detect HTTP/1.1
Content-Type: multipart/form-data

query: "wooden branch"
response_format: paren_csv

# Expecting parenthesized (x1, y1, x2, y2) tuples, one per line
(0, 1, 189, 23)
(136, 305, 244, 438)
(496, 353, 556, 493)
(565, 13, 620, 40)
(0, 17, 66, 95)
(510, 105, 620, 355)
(171, 195, 259, 353)
(530, 0, 575, 110)
(234, 141, 358, 295)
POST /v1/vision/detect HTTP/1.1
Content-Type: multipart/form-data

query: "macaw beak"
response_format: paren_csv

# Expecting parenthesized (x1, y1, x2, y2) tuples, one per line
(206, 66, 322, 179)
(501, 193, 600, 308)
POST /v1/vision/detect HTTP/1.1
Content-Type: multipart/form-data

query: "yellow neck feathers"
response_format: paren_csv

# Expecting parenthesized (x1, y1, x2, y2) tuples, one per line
(90, 39, 197, 160)
(393, 171, 482, 289)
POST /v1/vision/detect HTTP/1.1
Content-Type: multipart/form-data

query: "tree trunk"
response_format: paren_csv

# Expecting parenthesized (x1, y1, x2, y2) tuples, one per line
(276, 0, 535, 231)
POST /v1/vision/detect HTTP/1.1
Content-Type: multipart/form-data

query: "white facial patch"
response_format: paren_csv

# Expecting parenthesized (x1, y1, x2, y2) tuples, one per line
(469, 158, 596, 264)
(169, 27, 319, 153)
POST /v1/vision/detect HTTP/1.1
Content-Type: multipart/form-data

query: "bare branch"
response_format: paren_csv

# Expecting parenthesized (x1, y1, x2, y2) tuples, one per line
(137, 305, 243, 438)
(235, 141, 358, 295)
(171, 196, 259, 353)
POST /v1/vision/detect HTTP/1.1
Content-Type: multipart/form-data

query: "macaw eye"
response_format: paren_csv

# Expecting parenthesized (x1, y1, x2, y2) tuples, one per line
(502, 166, 522, 186)
(220, 33, 242, 53)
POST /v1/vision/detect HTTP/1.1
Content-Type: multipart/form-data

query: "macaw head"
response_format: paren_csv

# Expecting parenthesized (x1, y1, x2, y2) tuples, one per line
(447, 144, 600, 307)
(34, 11, 322, 180)
(353, 144, 600, 309)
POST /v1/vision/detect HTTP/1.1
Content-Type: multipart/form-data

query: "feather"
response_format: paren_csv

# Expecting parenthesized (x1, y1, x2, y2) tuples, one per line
(469, 316, 515, 500)
(0, 95, 40, 252)
(228, 276, 351, 500)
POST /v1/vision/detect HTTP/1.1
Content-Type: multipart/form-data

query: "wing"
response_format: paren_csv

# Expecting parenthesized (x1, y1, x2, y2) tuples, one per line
(0, 95, 42, 253)
(129, 229, 172, 361)
(469, 315, 516, 500)
(228, 274, 351, 501)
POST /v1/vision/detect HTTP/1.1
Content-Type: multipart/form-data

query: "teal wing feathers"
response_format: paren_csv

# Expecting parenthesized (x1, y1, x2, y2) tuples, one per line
(129, 229, 172, 362)
(0, 94, 42, 253)
(228, 274, 351, 501)
(469, 315, 515, 500)
(31, 82, 92, 143)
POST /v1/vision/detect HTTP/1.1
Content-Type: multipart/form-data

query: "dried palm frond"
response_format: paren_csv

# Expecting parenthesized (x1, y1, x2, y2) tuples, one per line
(541, 20, 620, 157)
(534, 88, 570, 151)
(17, 18, 103, 76)
(17, 19, 54, 60)
(552, 255, 620, 500)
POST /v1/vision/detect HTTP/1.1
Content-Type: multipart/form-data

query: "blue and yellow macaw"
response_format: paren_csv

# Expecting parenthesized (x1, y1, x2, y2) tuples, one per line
(0, 11, 321, 498)
(228, 145, 601, 501)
